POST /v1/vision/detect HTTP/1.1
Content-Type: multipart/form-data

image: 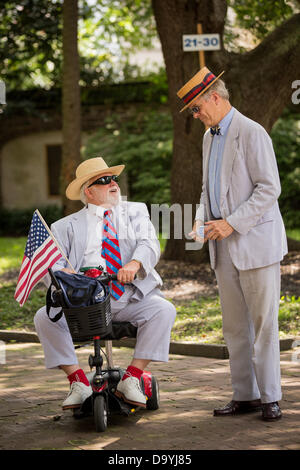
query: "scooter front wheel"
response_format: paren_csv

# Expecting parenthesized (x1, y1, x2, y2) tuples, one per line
(93, 395, 108, 432)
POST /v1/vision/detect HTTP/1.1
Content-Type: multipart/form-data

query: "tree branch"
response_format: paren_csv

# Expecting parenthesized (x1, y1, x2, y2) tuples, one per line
(222, 13, 300, 131)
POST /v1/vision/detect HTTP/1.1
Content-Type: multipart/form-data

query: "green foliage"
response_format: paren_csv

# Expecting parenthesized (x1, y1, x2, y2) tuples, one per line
(0, 237, 26, 275)
(0, 0, 63, 90)
(228, 0, 296, 40)
(286, 228, 300, 241)
(0, 0, 156, 90)
(171, 297, 224, 343)
(170, 295, 300, 344)
(0, 205, 63, 237)
(78, 0, 157, 86)
(278, 295, 300, 337)
(0, 281, 45, 331)
(83, 108, 173, 205)
(271, 109, 300, 229)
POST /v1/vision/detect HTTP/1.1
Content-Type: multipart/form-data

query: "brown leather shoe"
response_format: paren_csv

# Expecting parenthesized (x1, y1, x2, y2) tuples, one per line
(261, 402, 282, 421)
(213, 399, 262, 416)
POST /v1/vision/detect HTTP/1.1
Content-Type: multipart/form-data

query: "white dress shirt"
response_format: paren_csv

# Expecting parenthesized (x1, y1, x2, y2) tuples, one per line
(82, 203, 113, 269)
(82, 203, 135, 308)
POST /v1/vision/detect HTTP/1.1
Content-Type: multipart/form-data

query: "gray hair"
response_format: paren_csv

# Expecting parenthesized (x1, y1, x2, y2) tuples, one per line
(202, 79, 229, 101)
(79, 180, 90, 205)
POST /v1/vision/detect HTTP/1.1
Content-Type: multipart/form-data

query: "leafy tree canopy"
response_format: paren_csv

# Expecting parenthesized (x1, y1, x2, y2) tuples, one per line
(0, 0, 156, 91)
(228, 0, 297, 40)
(2, 0, 298, 91)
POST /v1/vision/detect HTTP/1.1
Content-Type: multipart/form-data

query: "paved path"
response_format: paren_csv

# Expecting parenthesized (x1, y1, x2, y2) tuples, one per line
(0, 342, 300, 451)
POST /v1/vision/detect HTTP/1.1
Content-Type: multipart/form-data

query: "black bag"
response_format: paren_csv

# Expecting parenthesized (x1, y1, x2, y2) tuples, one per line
(46, 270, 109, 322)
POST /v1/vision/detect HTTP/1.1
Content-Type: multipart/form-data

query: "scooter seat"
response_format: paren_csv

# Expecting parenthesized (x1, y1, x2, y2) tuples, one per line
(100, 321, 137, 341)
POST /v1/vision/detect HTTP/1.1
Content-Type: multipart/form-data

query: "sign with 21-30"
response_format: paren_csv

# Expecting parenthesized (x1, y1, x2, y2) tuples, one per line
(183, 34, 220, 51)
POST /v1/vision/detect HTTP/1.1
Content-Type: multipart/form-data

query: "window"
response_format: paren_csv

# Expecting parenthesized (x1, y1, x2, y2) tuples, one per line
(47, 145, 62, 196)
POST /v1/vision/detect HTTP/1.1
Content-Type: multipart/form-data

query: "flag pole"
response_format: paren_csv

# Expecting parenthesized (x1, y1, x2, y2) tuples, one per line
(35, 209, 76, 272)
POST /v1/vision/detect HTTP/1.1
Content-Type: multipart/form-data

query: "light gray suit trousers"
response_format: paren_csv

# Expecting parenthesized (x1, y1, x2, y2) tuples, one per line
(215, 239, 281, 403)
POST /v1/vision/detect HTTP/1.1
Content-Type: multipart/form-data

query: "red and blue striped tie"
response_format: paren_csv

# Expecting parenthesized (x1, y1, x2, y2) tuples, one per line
(101, 210, 125, 300)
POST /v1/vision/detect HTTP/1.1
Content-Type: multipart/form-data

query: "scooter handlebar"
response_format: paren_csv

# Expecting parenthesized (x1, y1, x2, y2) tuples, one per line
(99, 273, 118, 283)
(97, 273, 136, 284)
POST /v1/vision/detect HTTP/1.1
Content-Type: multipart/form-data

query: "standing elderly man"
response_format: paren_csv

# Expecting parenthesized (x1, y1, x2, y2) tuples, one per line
(34, 157, 176, 410)
(177, 67, 287, 421)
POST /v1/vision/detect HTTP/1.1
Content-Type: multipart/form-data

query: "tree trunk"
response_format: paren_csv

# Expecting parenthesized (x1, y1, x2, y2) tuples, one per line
(62, 0, 82, 215)
(152, 0, 300, 262)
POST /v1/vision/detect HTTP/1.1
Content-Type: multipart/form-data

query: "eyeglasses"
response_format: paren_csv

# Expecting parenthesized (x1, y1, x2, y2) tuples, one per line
(88, 175, 119, 187)
(188, 106, 201, 115)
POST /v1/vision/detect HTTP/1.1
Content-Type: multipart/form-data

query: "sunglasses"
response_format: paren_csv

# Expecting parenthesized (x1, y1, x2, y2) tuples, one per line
(188, 106, 201, 114)
(88, 175, 119, 187)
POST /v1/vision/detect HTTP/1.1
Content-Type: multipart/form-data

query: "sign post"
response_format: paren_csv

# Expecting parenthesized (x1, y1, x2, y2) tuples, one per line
(197, 23, 205, 68)
(182, 23, 221, 68)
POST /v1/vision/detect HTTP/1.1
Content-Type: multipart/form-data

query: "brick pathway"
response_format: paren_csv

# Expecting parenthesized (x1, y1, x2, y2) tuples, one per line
(0, 342, 300, 450)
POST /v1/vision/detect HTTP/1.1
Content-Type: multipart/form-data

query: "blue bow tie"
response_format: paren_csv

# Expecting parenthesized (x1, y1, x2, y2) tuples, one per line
(210, 126, 221, 136)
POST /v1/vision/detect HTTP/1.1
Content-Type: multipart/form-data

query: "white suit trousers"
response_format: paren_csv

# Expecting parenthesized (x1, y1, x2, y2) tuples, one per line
(34, 287, 176, 369)
(214, 238, 282, 403)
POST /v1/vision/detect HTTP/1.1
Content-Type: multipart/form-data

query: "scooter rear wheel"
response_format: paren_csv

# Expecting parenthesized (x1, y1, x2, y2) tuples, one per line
(93, 395, 108, 432)
(146, 376, 160, 410)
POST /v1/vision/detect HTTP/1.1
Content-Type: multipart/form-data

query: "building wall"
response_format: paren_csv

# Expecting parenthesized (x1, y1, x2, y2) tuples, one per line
(1, 131, 63, 209)
(1, 131, 62, 209)
(1, 129, 128, 209)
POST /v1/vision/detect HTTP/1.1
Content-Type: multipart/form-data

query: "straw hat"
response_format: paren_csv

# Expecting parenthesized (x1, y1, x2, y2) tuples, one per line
(66, 157, 125, 200)
(177, 67, 224, 112)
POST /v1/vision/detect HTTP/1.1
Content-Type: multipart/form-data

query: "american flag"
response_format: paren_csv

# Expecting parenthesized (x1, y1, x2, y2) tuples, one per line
(14, 210, 62, 306)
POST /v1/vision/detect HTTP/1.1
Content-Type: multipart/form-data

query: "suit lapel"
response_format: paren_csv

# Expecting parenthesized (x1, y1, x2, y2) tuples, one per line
(219, 109, 239, 204)
(71, 207, 88, 268)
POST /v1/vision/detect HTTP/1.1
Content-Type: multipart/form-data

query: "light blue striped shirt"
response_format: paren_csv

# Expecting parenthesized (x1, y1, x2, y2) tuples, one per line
(208, 107, 235, 219)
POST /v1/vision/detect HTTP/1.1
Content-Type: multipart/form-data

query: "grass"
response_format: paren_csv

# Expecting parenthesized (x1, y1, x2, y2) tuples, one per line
(0, 281, 46, 331)
(171, 295, 300, 344)
(0, 237, 26, 275)
(1, 236, 300, 343)
(286, 228, 300, 241)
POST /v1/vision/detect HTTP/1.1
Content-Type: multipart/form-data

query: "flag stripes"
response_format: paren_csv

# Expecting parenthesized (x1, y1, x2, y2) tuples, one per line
(14, 211, 62, 306)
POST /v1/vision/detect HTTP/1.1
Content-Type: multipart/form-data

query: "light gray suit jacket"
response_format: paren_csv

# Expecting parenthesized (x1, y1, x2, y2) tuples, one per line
(197, 108, 288, 270)
(48, 201, 163, 298)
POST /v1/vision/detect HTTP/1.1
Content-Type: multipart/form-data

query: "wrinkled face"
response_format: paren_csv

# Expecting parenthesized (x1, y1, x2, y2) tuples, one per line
(84, 172, 121, 207)
(188, 92, 220, 127)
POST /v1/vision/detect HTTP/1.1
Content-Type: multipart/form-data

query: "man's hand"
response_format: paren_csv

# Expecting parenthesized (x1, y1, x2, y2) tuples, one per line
(204, 219, 234, 241)
(61, 268, 76, 274)
(117, 260, 141, 283)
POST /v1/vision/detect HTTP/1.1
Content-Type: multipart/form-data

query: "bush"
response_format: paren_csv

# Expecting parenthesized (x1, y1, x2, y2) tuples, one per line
(271, 109, 300, 229)
(83, 108, 173, 206)
(0, 205, 63, 236)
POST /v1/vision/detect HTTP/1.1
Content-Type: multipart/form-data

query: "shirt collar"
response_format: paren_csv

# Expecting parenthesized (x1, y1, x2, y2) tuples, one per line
(218, 106, 235, 135)
(87, 203, 114, 219)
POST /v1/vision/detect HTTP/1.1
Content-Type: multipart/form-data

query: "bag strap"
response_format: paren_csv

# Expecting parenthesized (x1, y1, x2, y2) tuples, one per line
(46, 285, 63, 322)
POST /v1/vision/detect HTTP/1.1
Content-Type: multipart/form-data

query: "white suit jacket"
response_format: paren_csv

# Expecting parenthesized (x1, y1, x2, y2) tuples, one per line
(49, 201, 162, 298)
(197, 108, 288, 270)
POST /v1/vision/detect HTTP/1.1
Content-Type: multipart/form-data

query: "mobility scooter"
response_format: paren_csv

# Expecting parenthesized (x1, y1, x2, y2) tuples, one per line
(47, 267, 160, 432)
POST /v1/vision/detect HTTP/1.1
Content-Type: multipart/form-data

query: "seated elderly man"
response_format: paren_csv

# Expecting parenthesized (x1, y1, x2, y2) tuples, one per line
(34, 157, 176, 410)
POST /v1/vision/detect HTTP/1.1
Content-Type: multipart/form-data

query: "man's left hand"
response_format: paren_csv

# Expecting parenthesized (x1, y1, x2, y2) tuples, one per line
(117, 260, 141, 283)
(204, 219, 234, 241)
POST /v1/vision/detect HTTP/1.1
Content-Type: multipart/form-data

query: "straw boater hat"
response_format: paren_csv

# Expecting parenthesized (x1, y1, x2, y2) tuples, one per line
(66, 157, 125, 200)
(177, 67, 224, 112)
